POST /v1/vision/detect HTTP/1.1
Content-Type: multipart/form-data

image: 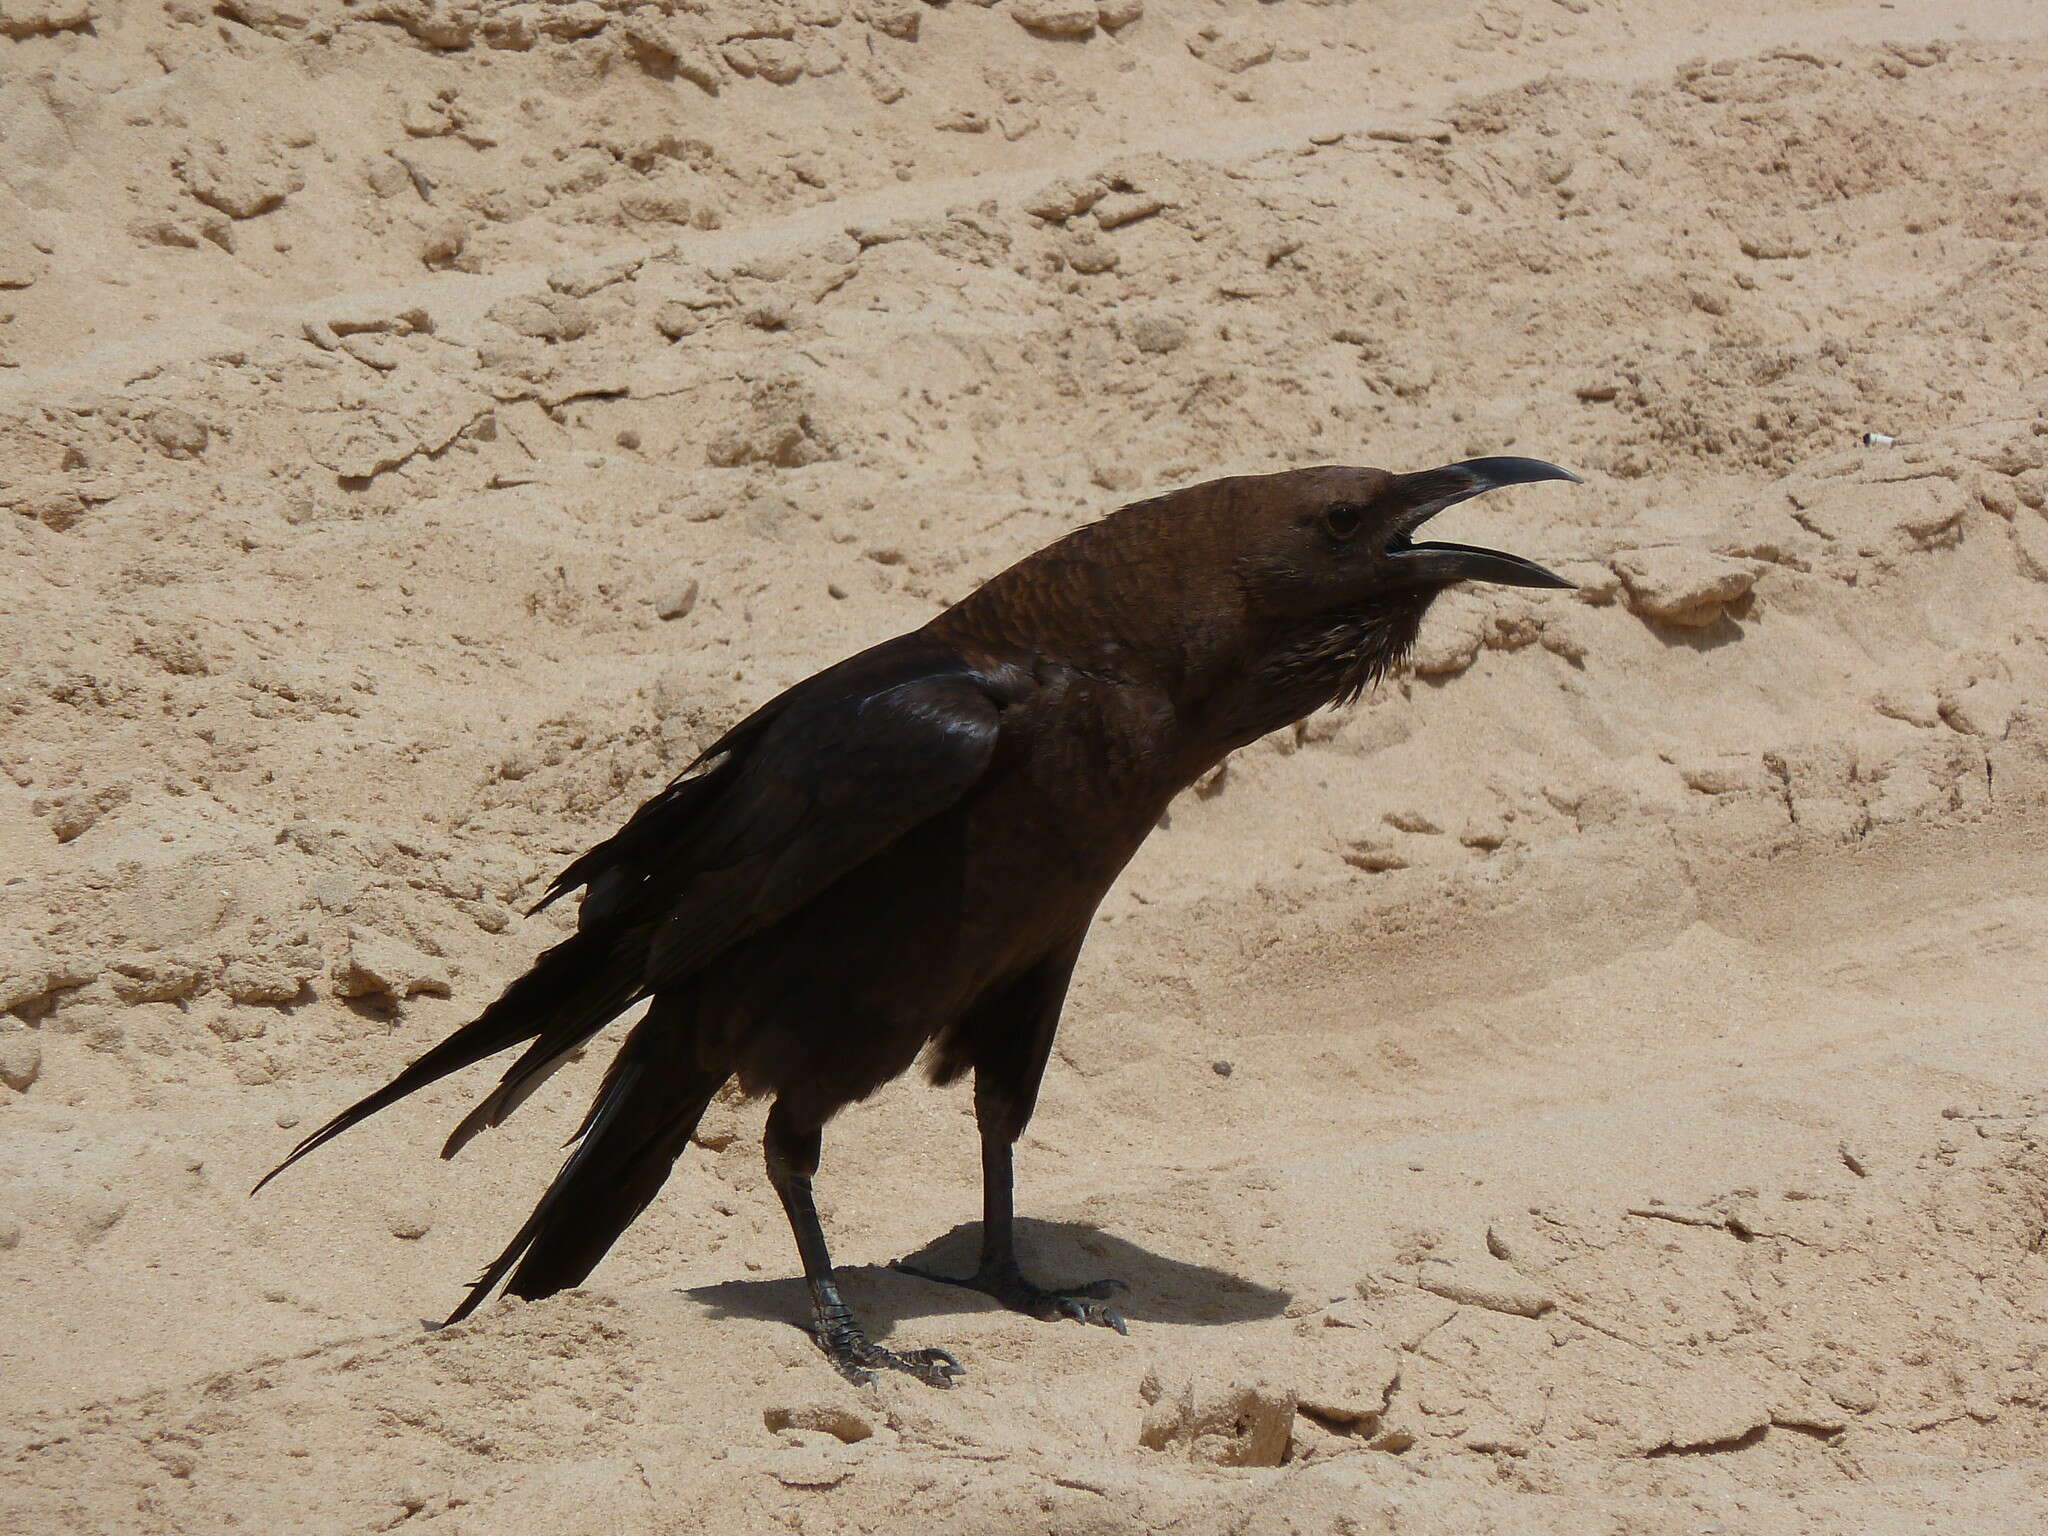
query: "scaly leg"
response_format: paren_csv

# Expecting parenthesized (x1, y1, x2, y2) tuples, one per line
(764, 1100, 965, 1387)
(893, 1091, 1127, 1334)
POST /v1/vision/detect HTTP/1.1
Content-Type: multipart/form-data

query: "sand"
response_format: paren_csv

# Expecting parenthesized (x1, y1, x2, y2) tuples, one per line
(4, 0, 2048, 1530)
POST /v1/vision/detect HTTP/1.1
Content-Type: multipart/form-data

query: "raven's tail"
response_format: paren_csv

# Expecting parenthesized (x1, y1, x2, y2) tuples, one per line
(446, 994, 727, 1324)
(251, 922, 647, 1195)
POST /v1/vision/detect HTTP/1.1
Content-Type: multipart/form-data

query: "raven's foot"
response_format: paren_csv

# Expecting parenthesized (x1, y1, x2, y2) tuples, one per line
(893, 1259, 1130, 1335)
(814, 1317, 964, 1389)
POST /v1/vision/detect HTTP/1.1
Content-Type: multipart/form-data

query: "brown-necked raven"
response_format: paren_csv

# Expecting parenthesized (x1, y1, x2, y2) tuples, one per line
(258, 458, 1577, 1385)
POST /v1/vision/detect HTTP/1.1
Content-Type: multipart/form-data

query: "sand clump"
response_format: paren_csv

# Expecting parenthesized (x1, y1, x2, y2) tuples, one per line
(6, 1, 2048, 1532)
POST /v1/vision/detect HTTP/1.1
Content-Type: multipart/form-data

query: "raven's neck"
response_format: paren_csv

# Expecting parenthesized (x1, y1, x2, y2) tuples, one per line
(930, 502, 1244, 695)
(1173, 599, 1430, 768)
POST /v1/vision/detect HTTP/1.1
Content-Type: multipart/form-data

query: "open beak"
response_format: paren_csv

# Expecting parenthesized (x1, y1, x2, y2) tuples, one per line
(1385, 456, 1578, 590)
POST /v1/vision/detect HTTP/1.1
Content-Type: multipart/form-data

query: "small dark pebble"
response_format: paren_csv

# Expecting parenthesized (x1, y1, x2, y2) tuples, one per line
(1212, 1059, 1233, 1077)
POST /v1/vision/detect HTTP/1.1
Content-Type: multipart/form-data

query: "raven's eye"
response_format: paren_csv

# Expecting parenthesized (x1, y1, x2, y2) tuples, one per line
(1325, 502, 1365, 540)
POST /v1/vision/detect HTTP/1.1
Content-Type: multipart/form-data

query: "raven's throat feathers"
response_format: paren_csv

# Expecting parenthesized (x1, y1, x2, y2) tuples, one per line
(1262, 599, 1430, 712)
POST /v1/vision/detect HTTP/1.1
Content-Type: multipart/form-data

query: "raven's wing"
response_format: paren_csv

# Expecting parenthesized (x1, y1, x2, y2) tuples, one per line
(520, 636, 1006, 979)
(258, 644, 1005, 1183)
(441, 659, 1005, 1152)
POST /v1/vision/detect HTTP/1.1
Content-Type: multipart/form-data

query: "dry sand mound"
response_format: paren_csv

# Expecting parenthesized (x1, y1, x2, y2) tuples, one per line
(4, 1, 2048, 1531)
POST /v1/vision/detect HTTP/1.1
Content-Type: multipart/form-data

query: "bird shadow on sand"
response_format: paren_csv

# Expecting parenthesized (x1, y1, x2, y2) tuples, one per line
(685, 1218, 1289, 1336)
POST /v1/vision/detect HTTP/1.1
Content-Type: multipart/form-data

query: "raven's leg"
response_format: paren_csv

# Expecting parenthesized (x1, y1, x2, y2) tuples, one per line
(764, 1098, 965, 1387)
(892, 1073, 1128, 1334)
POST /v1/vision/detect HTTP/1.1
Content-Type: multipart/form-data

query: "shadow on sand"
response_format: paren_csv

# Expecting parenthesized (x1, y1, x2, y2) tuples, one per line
(686, 1218, 1289, 1339)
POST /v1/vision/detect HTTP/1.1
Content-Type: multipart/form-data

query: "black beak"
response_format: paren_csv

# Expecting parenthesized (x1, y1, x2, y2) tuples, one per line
(1385, 457, 1578, 590)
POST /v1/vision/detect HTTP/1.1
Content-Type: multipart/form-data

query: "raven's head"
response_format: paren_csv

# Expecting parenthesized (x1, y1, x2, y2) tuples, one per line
(1238, 456, 1577, 614)
(1206, 456, 1578, 722)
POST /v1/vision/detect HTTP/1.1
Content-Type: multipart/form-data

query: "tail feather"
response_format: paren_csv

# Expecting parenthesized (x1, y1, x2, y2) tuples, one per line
(438, 1037, 581, 1160)
(252, 924, 644, 1195)
(437, 988, 655, 1159)
(444, 998, 724, 1325)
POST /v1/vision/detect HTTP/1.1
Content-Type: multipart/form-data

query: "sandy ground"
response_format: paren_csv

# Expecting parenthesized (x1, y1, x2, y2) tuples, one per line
(4, 0, 2048, 1531)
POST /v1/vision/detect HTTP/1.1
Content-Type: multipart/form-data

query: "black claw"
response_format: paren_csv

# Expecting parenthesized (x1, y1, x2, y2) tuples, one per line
(829, 1355, 876, 1388)
(816, 1330, 966, 1389)
(1060, 1297, 1127, 1334)
(897, 1347, 966, 1387)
